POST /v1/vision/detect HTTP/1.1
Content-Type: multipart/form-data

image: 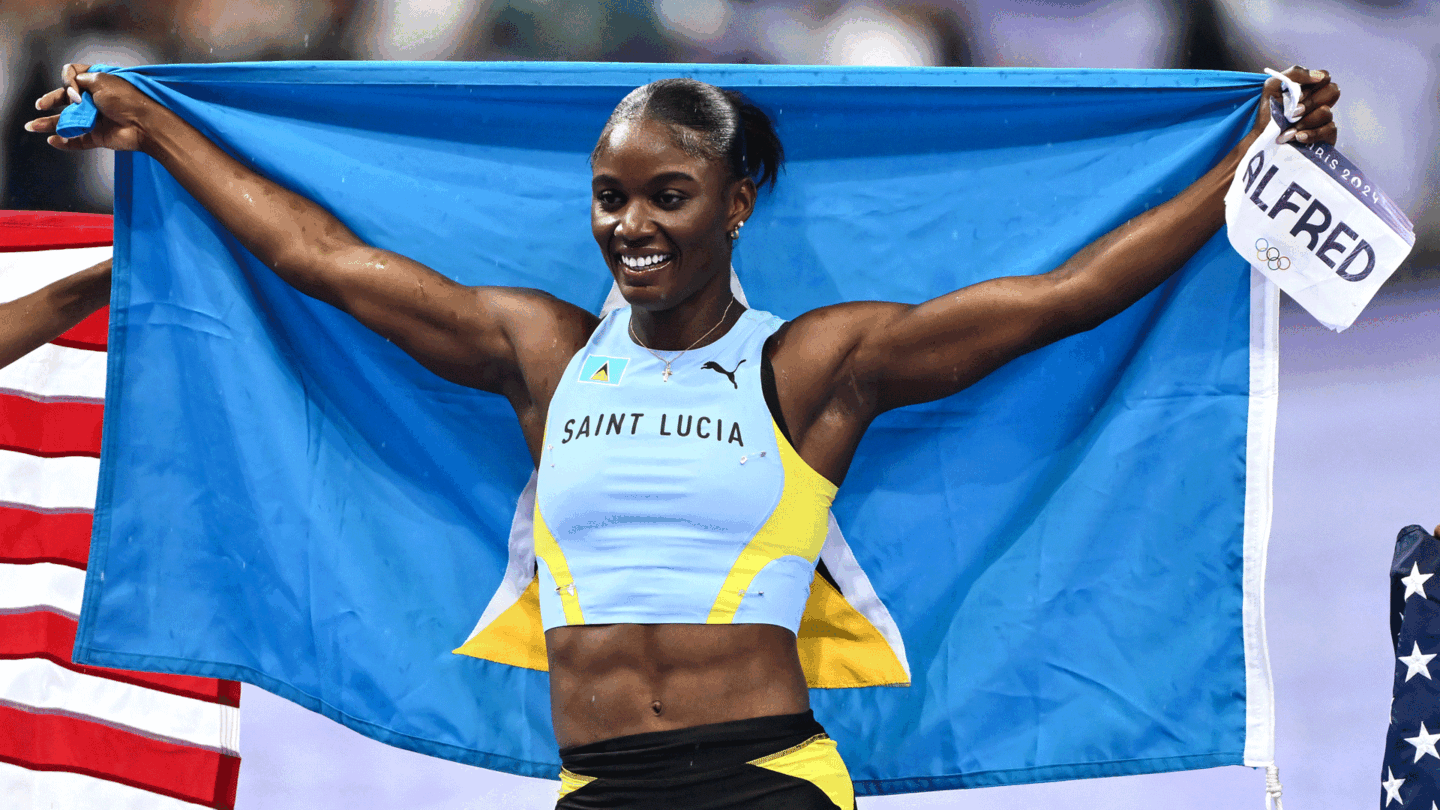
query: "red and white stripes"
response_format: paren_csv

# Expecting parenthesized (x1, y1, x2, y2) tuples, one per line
(0, 213, 242, 809)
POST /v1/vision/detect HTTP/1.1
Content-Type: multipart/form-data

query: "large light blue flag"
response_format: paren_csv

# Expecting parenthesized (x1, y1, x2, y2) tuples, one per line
(74, 62, 1279, 795)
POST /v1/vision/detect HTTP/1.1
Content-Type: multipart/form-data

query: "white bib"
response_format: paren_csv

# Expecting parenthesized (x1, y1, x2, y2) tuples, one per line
(1225, 69, 1414, 332)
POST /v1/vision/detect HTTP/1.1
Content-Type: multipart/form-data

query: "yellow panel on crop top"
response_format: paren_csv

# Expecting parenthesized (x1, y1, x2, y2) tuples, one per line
(532, 306, 836, 632)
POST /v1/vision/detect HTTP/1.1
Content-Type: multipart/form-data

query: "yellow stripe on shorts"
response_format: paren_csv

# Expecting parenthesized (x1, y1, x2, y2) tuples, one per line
(557, 768, 596, 799)
(748, 734, 854, 810)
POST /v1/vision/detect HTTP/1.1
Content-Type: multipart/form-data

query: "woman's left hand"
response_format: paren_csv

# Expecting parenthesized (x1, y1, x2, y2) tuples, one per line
(1252, 65, 1340, 146)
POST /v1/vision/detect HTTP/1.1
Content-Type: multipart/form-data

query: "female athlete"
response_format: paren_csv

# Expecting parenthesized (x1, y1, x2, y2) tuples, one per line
(29, 64, 1338, 809)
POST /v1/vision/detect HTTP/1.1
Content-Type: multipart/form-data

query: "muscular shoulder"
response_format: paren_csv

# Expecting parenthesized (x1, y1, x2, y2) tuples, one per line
(442, 285, 597, 405)
(765, 300, 908, 440)
(768, 301, 907, 386)
(471, 286, 598, 346)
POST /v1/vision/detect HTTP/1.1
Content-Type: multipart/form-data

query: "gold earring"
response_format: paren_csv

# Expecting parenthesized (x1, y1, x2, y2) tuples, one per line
(729, 221, 744, 240)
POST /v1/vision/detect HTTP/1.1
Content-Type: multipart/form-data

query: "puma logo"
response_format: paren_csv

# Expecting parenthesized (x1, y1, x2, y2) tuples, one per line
(702, 359, 745, 388)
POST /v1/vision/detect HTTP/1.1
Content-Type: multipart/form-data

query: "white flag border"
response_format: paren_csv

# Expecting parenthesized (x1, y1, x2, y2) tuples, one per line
(1242, 269, 1280, 767)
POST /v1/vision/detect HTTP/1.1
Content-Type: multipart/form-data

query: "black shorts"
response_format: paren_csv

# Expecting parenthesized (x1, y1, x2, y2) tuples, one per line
(555, 710, 855, 809)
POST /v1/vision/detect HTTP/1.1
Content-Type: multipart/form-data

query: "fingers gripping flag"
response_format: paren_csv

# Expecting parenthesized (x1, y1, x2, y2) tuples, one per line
(0, 211, 243, 809)
(1383, 525, 1440, 808)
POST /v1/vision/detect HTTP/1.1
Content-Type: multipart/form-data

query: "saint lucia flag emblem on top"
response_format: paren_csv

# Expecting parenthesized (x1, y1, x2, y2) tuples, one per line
(579, 354, 627, 385)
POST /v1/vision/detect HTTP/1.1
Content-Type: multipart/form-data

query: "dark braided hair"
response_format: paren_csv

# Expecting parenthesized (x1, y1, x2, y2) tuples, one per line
(592, 78, 784, 191)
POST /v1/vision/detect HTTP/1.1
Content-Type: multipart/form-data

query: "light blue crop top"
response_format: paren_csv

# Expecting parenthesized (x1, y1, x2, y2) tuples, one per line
(533, 306, 837, 633)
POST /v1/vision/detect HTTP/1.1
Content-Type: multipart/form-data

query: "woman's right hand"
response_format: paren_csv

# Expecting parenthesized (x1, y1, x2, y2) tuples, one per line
(24, 63, 154, 153)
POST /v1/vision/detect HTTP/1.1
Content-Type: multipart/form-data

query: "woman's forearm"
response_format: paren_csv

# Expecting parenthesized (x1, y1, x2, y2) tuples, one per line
(0, 259, 111, 369)
(1044, 135, 1253, 334)
(135, 102, 365, 306)
(1025, 68, 1338, 343)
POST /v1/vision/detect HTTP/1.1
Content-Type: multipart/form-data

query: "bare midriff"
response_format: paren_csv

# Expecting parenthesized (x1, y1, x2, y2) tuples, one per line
(546, 623, 810, 749)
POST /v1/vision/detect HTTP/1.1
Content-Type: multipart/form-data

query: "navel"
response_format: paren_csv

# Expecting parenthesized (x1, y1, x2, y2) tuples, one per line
(650, 700, 663, 716)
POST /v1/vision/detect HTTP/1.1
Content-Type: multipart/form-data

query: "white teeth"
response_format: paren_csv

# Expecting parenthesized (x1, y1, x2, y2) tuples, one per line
(620, 254, 671, 269)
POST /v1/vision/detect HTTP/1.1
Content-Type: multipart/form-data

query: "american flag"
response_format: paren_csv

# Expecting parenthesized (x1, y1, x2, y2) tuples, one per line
(0, 210, 242, 808)
(1383, 524, 1440, 808)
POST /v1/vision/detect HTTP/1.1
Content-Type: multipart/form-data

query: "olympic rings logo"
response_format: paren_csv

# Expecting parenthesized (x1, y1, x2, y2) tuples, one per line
(1254, 238, 1291, 272)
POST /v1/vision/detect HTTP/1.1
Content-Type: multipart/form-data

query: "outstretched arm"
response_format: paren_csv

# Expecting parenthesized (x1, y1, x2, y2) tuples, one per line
(25, 65, 595, 405)
(0, 258, 111, 370)
(787, 66, 1338, 419)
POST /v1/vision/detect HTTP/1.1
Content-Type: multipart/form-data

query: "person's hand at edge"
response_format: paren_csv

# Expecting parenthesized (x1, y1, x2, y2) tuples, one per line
(24, 63, 153, 153)
(0, 258, 112, 370)
(1249, 65, 1340, 147)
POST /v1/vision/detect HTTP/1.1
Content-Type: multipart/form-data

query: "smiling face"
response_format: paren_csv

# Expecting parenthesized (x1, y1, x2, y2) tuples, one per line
(591, 118, 755, 314)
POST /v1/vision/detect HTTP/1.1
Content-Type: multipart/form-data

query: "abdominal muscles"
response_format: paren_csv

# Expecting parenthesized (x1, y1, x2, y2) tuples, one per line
(545, 623, 810, 749)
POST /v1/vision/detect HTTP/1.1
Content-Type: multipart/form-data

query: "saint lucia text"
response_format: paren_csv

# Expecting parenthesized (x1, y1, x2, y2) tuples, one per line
(559, 413, 746, 446)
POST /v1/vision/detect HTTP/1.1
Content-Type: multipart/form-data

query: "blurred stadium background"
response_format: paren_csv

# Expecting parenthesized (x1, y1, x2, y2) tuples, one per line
(5, 2, 1438, 809)
(3, 0, 1437, 274)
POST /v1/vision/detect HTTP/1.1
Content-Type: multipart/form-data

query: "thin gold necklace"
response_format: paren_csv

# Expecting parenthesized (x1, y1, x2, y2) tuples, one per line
(628, 298, 735, 382)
